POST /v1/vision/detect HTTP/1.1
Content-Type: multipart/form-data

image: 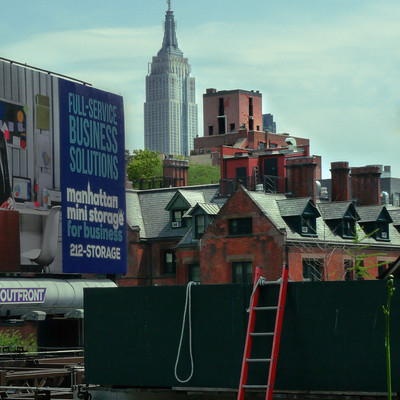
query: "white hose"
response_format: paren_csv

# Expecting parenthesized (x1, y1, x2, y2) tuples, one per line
(174, 281, 197, 383)
(247, 276, 266, 312)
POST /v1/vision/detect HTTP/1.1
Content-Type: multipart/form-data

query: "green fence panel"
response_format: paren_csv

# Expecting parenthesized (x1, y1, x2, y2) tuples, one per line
(84, 280, 399, 391)
(85, 284, 249, 387)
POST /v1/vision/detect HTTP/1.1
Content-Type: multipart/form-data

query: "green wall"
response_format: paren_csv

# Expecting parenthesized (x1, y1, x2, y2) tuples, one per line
(84, 280, 399, 391)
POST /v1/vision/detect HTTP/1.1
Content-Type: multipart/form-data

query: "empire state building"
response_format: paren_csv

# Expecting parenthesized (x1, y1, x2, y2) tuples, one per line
(144, 1, 198, 157)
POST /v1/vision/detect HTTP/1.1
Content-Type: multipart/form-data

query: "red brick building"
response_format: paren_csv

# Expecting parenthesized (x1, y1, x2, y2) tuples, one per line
(123, 161, 400, 286)
(202, 88, 263, 136)
(193, 88, 310, 162)
(220, 144, 321, 196)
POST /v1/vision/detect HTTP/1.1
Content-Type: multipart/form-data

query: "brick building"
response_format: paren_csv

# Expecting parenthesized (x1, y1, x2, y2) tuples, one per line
(219, 142, 321, 196)
(192, 88, 309, 163)
(123, 160, 400, 286)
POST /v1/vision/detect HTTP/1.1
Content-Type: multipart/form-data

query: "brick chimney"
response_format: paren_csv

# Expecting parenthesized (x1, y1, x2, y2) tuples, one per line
(163, 156, 189, 187)
(285, 156, 318, 202)
(350, 165, 381, 205)
(330, 161, 350, 201)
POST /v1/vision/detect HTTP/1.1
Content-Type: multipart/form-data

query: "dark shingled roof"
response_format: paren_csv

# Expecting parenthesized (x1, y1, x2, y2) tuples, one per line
(318, 201, 358, 220)
(126, 184, 400, 248)
(357, 205, 393, 223)
(389, 210, 400, 226)
(277, 197, 319, 218)
(126, 184, 222, 240)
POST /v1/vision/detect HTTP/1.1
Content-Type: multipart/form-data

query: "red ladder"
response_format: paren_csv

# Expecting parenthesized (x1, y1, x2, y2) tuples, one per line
(237, 265, 289, 400)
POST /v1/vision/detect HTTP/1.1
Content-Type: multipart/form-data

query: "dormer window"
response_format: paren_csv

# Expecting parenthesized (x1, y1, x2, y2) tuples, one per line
(318, 202, 359, 240)
(277, 198, 320, 238)
(342, 218, 356, 238)
(172, 210, 185, 228)
(301, 215, 316, 236)
(165, 189, 207, 231)
(188, 203, 220, 241)
(356, 205, 392, 242)
(376, 221, 389, 241)
(195, 214, 205, 238)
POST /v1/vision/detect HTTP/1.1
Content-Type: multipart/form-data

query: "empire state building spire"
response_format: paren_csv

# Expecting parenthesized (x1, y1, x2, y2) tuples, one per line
(157, 0, 183, 57)
(144, 1, 198, 157)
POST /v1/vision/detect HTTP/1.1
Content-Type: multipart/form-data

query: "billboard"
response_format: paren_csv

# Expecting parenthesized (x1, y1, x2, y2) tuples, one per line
(59, 79, 127, 274)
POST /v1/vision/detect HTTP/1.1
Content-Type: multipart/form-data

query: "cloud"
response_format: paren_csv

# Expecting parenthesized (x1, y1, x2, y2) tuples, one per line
(2, 1, 399, 177)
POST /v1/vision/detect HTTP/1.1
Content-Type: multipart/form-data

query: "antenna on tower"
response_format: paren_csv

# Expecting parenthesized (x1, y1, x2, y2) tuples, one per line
(167, 0, 171, 11)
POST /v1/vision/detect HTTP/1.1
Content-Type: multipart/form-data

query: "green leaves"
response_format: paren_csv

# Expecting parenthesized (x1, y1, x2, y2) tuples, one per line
(127, 149, 163, 183)
(187, 163, 220, 186)
(345, 227, 387, 279)
(0, 330, 36, 352)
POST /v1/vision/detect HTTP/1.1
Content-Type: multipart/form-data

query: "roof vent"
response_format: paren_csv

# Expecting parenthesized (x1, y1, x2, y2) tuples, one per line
(285, 137, 297, 150)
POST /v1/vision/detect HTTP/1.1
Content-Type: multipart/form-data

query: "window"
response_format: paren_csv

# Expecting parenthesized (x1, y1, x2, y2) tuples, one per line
(208, 126, 214, 136)
(195, 214, 205, 238)
(163, 251, 176, 275)
(355, 260, 364, 280)
(236, 167, 247, 183)
(230, 123, 235, 132)
(378, 260, 388, 276)
(218, 98, 224, 116)
(229, 218, 253, 236)
(342, 219, 355, 238)
(188, 264, 200, 283)
(376, 222, 389, 241)
(303, 259, 323, 281)
(172, 210, 185, 228)
(218, 116, 226, 134)
(232, 262, 253, 283)
(301, 216, 316, 236)
(344, 259, 353, 281)
(249, 118, 254, 130)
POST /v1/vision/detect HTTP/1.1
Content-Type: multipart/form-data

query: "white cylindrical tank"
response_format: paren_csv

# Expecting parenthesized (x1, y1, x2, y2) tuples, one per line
(0, 278, 116, 317)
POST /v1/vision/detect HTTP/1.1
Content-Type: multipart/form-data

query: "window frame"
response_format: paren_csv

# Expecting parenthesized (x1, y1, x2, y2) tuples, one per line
(228, 217, 253, 236)
(344, 259, 353, 281)
(300, 215, 317, 237)
(195, 214, 205, 239)
(163, 251, 176, 275)
(302, 258, 323, 281)
(171, 209, 186, 228)
(188, 264, 201, 283)
(342, 218, 356, 239)
(376, 221, 389, 241)
(232, 261, 253, 284)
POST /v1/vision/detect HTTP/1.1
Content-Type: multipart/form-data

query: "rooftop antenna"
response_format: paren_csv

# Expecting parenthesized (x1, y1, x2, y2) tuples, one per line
(167, 0, 171, 11)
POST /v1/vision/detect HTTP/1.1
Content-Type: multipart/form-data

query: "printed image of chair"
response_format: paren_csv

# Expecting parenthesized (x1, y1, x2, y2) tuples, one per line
(22, 206, 61, 270)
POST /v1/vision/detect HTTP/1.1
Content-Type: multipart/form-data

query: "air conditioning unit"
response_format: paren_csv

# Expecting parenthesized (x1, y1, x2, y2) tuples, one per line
(172, 222, 181, 228)
(302, 226, 308, 233)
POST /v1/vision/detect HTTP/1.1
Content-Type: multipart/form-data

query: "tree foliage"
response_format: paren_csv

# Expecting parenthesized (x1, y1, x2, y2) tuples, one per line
(345, 227, 387, 279)
(188, 163, 220, 186)
(0, 330, 37, 352)
(127, 149, 163, 183)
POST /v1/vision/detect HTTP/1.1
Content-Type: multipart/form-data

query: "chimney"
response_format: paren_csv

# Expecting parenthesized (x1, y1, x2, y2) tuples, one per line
(163, 157, 189, 187)
(330, 161, 350, 202)
(285, 156, 318, 202)
(350, 165, 381, 205)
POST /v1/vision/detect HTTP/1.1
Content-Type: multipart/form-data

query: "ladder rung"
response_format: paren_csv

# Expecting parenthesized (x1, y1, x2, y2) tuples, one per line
(242, 385, 268, 389)
(254, 306, 278, 311)
(250, 332, 274, 336)
(246, 358, 271, 363)
(259, 280, 280, 285)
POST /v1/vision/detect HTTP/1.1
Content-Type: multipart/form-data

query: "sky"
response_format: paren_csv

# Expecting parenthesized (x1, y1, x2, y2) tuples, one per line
(2, 0, 400, 178)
